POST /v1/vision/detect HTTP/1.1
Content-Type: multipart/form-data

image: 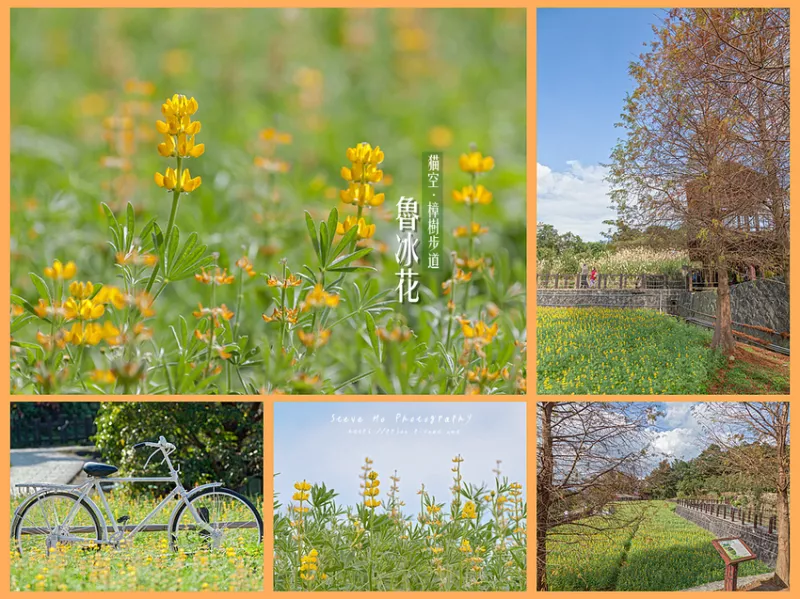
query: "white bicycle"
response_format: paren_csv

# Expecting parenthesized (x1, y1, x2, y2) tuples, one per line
(11, 436, 263, 556)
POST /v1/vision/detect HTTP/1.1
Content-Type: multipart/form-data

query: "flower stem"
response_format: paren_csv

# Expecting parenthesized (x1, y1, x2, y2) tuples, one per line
(146, 153, 182, 294)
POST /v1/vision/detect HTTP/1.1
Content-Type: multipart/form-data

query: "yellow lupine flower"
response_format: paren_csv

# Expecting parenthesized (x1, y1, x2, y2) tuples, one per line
(461, 319, 498, 344)
(68, 281, 94, 299)
(91, 369, 117, 385)
(468, 366, 510, 383)
(297, 329, 331, 349)
(155, 167, 202, 193)
(156, 94, 200, 135)
(336, 216, 376, 239)
(63, 321, 119, 346)
(340, 182, 385, 207)
(176, 133, 205, 158)
(260, 128, 292, 144)
(43, 259, 76, 280)
(458, 151, 494, 173)
(454, 222, 488, 238)
(346, 142, 384, 166)
(94, 286, 127, 310)
(157, 134, 176, 157)
(452, 184, 493, 206)
(236, 256, 257, 277)
(63, 298, 105, 321)
(461, 501, 477, 519)
(301, 284, 340, 311)
(266, 274, 302, 288)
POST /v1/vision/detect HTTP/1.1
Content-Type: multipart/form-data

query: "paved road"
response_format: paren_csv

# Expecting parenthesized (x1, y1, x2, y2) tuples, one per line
(680, 572, 775, 592)
(10, 446, 94, 496)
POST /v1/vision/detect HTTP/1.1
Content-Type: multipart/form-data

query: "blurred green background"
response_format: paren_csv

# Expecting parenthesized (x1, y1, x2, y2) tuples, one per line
(10, 9, 526, 390)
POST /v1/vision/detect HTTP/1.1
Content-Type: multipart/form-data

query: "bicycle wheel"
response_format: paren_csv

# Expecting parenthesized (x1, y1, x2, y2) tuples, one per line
(13, 492, 103, 557)
(170, 488, 263, 552)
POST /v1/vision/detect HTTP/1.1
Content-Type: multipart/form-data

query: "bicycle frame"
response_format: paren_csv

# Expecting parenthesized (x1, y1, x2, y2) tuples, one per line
(15, 441, 220, 547)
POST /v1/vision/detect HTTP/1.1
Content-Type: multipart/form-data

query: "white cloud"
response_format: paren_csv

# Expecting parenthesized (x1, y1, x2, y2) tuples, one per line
(649, 428, 702, 461)
(537, 161, 615, 241)
(661, 403, 695, 428)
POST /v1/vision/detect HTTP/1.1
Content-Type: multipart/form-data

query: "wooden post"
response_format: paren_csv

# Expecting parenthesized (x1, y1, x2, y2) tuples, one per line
(554, 274, 559, 289)
(724, 563, 739, 592)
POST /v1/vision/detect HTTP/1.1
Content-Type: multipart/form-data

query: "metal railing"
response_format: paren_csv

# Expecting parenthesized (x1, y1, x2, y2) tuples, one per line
(677, 498, 778, 534)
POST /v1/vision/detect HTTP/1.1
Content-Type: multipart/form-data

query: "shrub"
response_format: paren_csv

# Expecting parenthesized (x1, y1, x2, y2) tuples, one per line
(93, 402, 262, 491)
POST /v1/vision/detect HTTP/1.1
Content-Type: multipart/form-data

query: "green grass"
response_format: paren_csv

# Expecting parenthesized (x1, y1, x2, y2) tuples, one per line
(537, 307, 721, 394)
(546, 501, 772, 591)
(708, 345, 790, 394)
(10, 8, 527, 395)
(273, 457, 526, 590)
(10, 488, 263, 591)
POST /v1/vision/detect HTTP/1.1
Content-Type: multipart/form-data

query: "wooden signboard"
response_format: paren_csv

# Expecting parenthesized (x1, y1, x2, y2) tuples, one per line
(711, 537, 757, 591)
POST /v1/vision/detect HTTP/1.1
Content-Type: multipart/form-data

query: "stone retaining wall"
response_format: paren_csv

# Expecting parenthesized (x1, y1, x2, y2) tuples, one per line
(675, 504, 778, 568)
(674, 279, 789, 349)
(536, 289, 682, 313)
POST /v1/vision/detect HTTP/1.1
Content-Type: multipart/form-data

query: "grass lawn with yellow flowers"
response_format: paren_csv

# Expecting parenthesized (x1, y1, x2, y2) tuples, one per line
(537, 307, 725, 394)
(545, 501, 771, 591)
(10, 9, 526, 395)
(10, 489, 263, 592)
(273, 456, 526, 591)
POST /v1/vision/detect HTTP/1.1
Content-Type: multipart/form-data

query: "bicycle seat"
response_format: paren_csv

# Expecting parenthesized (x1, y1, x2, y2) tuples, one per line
(83, 462, 118, 477)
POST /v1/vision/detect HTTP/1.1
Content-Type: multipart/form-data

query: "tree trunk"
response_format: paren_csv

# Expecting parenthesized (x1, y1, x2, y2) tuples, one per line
(536, 404, 554, 591)
(712, 263, 736, 355)
(774, 403, 790, 586)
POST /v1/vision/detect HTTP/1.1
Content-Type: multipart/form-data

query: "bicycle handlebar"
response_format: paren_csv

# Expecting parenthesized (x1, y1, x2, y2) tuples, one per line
(133, 437, 176, 451)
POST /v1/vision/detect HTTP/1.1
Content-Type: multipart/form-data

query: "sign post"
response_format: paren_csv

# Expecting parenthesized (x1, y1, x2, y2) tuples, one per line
(711, 537, 758, 591)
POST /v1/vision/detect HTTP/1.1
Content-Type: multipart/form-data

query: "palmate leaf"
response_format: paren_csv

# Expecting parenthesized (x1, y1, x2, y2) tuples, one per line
(125, 202, 135, 250)
(11, 313, 36, 334)
(102, 202, 122, 251)
(305, 211, 320, 261)
(319, 220, 330, 266)
(103, 202, 158, 255)
(331, 224, 358, 264)
(29, 273, 51, 304)
(11, 293, 38, 318)
(328, 247, 372, 271)
(153, 226, 214, 282)
(364, 312, 381, 361)
(326, 207, 339, 256)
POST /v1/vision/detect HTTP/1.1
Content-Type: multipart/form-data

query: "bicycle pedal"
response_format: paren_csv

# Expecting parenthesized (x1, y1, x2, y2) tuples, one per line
(117, 515, 130, 524)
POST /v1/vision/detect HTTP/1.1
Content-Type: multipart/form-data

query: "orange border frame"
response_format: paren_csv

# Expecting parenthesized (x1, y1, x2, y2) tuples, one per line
(0, 1, 796, 598)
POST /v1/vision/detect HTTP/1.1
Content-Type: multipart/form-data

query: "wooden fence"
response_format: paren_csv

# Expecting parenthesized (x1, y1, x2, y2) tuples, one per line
(676, 498, 778, 535)
(536, 273, 687, 290)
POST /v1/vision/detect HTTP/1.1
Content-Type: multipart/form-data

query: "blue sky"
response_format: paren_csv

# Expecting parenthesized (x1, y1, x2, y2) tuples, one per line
(537, 8, 664, 240)
(274, 402, 526, 511)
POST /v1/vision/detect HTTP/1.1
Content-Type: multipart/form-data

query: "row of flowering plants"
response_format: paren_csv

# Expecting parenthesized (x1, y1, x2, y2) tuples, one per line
(10, 93, 526, 395)
(273, 456, 526, 590)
